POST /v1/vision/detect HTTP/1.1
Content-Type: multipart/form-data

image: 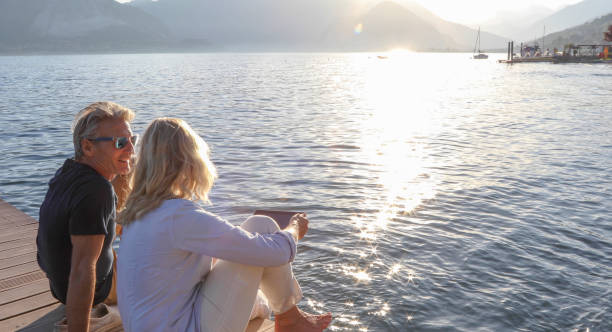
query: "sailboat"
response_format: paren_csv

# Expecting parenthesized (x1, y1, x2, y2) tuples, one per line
(472, 27, 488, 59)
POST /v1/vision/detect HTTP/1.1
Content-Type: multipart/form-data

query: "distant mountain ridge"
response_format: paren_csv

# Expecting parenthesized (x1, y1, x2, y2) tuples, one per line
(130, 0, 508, 52)
(397, 2, 506, 50)
(480, 6, 555, 40)
(510, 0, 612, 42)
(320, 1, 460, 51)
(129, 0, 349, 50)
(0, 0, 172, 53)
(1, 0, 611, 53)
(539, 12, 612, 50)
(0, 0, 508, 53)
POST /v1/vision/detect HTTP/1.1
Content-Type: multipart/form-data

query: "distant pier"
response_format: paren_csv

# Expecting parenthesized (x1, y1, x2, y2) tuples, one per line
(498, 41, 612, 64)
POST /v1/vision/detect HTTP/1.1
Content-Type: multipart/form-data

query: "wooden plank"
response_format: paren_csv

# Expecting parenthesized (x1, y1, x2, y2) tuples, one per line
(0, 244, 36, 260)
(0, 220, 38, 230)
(0, 202, 36, 227)
(9, 303, 273, 332)
(0, 292, 59, 321)
(0, 253, 37, 271)
(0, 218, 36, 231)
(0, 225, 38, 244)
(0, 238, 36, 252)
(0, 233, 37, 245)
(0, 215, 35, 226)
(0, 221, 37, 232)
(0, 271, 47, 293)
(0, 279, 50, 306)
(2, 303, 62, 332)
(0, 223, 38, 235)
(0, 261, 41, 281)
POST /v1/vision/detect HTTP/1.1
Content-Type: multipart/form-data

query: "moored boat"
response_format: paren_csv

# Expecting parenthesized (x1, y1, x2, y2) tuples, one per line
(472, 27, 488, 59)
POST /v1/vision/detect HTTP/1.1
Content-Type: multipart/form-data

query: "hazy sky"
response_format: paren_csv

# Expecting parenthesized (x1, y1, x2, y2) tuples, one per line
(406, 0, 583, 23)
(117, 0, 584, 24)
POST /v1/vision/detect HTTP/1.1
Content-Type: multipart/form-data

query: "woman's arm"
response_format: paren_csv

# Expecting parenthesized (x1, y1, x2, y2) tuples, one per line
(170, 201, 300, 267)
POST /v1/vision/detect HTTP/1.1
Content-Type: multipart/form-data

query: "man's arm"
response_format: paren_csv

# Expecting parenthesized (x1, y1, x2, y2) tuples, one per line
(66, 234, 105, 332)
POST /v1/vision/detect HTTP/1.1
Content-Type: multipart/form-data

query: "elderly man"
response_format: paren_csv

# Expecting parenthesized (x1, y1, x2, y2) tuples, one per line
(37, 102, 136, 331)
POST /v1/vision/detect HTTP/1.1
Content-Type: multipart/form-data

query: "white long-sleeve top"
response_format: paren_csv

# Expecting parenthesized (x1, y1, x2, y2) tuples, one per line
(116, 199, 296, 332)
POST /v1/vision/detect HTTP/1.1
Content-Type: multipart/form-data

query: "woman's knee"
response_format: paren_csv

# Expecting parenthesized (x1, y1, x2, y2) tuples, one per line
(241, 215, 281, 234)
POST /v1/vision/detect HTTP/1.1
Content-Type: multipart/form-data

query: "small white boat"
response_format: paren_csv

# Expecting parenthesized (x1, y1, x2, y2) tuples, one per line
(472, 27, 488, 59)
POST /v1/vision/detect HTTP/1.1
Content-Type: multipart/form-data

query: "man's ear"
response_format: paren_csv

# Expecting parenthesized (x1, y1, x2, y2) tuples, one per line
(81, 138, 96, 158)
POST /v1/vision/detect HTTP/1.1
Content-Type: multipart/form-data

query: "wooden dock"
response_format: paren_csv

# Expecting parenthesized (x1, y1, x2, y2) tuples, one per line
(498, 56, 554, 64)
(0, 198, 273, 332)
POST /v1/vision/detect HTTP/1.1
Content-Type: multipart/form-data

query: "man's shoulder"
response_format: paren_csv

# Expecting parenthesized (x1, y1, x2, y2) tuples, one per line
(80, 174, 113, 193)
(52, 170, 113, 212)
(75, 177, 114, 208)
(59, 160, 112, 195)
(43, 160, 111, 209)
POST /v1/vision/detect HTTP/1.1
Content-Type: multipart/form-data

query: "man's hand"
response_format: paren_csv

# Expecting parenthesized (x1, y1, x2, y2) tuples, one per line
(66, 234, 105, 332)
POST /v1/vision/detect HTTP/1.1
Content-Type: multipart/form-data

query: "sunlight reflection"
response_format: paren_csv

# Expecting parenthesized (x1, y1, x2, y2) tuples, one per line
(325, 54, 448, 330)
(341, 265, 372, 282)
(386, 48, 416, 56)
(374, 302, 390, 316)
(349, 53, 439, 240)
(407, 270, 417, 283)
(353, 270, 371, 281)
(386, 263, 401, 279)
(306, 298, 326, 313)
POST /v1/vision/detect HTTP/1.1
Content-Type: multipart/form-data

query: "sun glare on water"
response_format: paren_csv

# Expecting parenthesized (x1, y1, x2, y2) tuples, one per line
(330, 54, 441, 327)
(352, 52, 439, 236)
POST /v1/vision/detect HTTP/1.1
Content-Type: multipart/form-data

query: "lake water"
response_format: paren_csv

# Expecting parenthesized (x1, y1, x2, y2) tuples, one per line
(0, 52, 611, 331)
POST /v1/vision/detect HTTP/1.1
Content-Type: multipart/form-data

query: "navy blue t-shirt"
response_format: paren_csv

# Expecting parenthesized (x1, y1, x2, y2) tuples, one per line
(37, 159, 116, 305)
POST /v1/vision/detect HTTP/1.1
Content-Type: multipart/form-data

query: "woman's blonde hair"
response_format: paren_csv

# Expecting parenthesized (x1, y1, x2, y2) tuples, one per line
(118, 118, 217, 226)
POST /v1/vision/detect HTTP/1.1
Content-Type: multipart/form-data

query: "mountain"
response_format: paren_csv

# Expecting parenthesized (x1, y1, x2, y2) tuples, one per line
(397, 1, 508, 50)
(1, 0, 509, 53)
(321, 1, 459, 51)
(131, 0, 508, 52)
(0, 0, 172, 53)
(518, 0, 612, 42)
(479, 6, 554, 41)
(129, 0, 355, 50)
(538, 12, 612, 50)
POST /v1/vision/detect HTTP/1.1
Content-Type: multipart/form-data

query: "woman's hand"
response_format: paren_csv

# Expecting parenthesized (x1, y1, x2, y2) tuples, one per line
(284, 213, 309, 241)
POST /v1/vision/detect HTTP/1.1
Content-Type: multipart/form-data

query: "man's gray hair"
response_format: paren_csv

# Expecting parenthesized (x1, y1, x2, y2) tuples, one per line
(72, 102, 135, 160)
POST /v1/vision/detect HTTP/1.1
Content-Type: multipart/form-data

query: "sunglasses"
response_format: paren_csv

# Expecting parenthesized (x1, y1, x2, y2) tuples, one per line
(88, 135, 138, 150)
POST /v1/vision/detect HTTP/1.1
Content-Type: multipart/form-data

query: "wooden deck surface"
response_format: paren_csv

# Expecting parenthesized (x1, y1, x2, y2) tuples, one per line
(0, 198, 273, 332)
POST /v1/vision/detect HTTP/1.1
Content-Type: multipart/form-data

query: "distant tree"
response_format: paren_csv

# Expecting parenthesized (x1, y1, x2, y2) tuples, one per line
(605, 25, 612, 42)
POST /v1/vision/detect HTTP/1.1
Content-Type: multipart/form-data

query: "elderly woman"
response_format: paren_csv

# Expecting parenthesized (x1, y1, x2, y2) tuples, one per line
(116, 118, 332, 332)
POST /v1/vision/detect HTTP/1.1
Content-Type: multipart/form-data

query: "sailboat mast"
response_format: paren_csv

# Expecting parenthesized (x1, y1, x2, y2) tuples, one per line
(473, 27, 480, 54)
(472, 26, 488, 59)
(478, 27, 481, 53)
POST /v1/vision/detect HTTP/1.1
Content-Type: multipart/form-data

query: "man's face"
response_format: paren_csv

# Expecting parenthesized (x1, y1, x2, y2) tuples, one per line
(88, 119, 135, 180)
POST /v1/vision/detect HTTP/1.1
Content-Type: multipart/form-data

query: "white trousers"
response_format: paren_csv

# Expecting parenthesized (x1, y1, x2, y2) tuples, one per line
(199, 216, 303, 332)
